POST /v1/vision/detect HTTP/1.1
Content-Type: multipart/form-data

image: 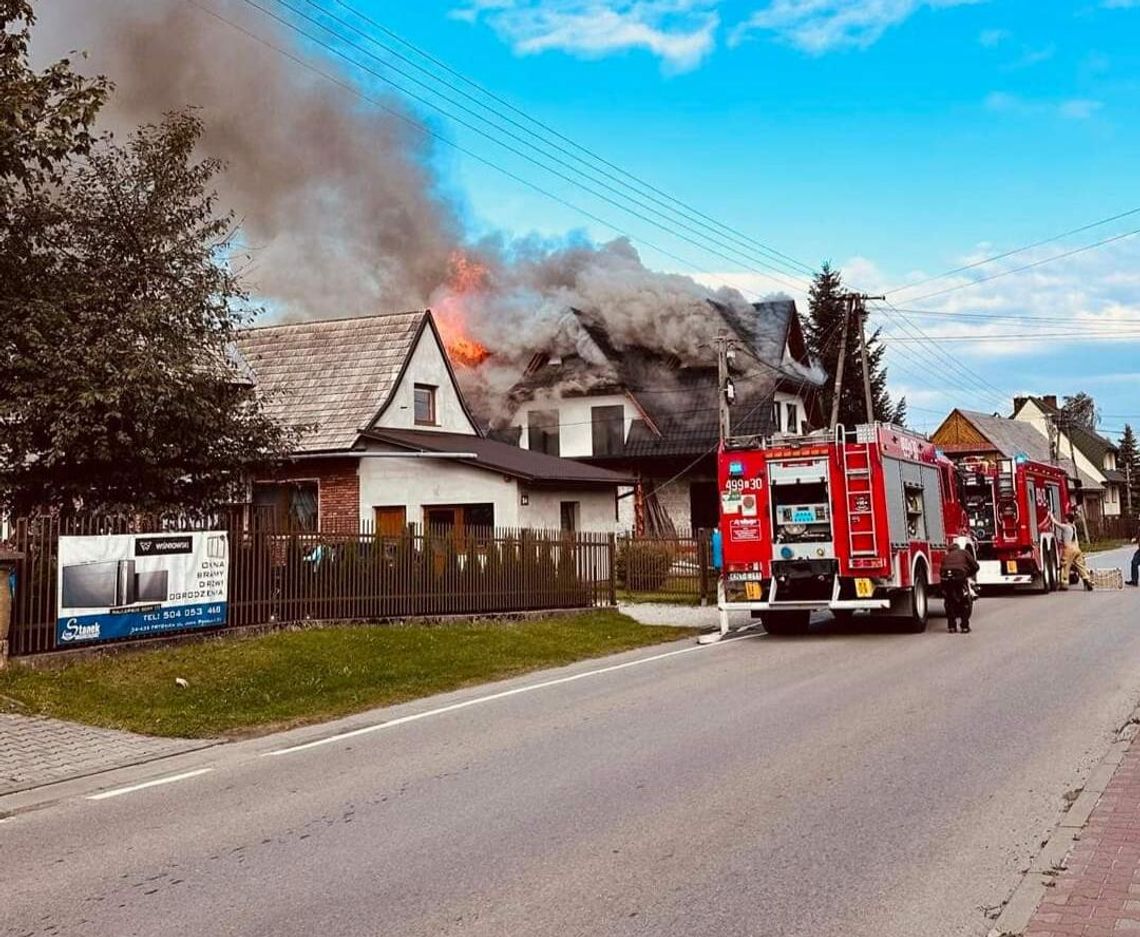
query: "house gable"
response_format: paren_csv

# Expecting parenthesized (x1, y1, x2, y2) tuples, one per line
(931, 410, 993, 451)
(369, 314, 480, 436)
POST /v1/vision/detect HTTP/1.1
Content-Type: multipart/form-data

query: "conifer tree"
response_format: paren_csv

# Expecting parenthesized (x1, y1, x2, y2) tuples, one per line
(1120, 424, 1139, 519)
(804, 263, 902, 427)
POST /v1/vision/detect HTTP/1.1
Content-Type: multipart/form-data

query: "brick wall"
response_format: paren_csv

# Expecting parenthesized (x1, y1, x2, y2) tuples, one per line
(254, 457, 361, 533)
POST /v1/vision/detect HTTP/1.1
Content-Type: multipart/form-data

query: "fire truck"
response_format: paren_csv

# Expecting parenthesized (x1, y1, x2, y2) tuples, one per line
(715, 423, 971, 635)
(951, 455, 1070, 592)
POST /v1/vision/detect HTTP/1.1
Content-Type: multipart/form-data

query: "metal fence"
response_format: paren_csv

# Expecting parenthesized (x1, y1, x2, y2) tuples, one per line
(6, 512, 616, 657)
(616, 530, 713, 605)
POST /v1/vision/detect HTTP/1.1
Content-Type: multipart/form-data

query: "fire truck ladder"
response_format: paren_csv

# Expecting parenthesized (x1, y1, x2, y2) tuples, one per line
(838, 425, 880, 557)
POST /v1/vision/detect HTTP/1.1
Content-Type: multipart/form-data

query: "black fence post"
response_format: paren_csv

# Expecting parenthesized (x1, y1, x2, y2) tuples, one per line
(697, 529, 710, 607)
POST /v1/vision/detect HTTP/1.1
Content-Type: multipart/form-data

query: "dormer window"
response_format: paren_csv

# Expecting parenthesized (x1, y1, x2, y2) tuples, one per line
(414, 384, 437, 425)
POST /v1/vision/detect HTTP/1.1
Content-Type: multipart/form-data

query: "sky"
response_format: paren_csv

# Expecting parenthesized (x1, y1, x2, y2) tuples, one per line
(45, 0, 1140, 441)
(325, 0, 1140, 440)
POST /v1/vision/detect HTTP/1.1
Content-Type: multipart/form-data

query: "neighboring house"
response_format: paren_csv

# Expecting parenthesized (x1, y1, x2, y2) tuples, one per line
(931, 408, 1081, 485)
(235, 311, 630, 535)
(500, 300, 825, 534)
(1011, 396, 1125, 520)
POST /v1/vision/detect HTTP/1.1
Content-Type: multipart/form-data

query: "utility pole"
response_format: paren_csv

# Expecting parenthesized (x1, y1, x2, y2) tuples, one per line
(829, 300, 851, 429)
(856, 294, 885, 423)
(716, 332, 735, 445)
(830, 293, 885, 428)
(1126, 458, 1133, 518)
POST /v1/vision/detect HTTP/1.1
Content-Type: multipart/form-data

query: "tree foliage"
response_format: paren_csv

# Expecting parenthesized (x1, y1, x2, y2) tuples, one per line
(1, 24, 292, 515)
(804, 263, 906, 428)
(1120, 424, 1139, 518)
(0, 0, 109, 194)
(1061, 392, 1099, 431)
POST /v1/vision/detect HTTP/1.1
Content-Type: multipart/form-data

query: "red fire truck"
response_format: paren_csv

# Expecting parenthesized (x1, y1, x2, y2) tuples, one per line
(951, 455, 1070, 592)
(715, 423, 971, 635)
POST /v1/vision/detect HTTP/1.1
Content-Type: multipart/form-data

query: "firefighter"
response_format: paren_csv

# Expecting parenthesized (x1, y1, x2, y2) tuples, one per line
(1051, 511, 1095, 591)
(941, 543, 980, 633)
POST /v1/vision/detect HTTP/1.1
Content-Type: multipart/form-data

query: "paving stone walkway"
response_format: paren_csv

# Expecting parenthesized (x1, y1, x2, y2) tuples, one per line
(1024, 739, 1140, 936)
(0, 713, 212, 795)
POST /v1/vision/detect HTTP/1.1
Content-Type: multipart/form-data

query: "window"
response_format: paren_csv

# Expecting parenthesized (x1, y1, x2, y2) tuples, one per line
(423, 503, 495, 536)
(560, 501, 580, 532)
(253, 481, 318, 532)
(528, 409, 561, 456)
(785, 402, 799, 435)
(772, 402, 782, 432)
(591, 405, 625, 457)
(414, 384, 437, 425)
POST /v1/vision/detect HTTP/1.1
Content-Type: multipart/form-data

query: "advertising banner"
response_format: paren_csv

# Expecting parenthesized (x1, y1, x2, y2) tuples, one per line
(56, 531, 228, 645)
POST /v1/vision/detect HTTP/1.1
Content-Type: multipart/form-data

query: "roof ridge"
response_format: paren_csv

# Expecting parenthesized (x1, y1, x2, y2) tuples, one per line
(241, 310, 427, 333)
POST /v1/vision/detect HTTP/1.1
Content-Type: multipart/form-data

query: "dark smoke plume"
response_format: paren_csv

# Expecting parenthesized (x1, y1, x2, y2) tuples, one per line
(34, 0, 802, 416)
(36, 0, 461, 316)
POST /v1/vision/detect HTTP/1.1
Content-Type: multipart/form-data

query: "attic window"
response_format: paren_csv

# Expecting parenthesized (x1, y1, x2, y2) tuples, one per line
(414, 384, 437, 425)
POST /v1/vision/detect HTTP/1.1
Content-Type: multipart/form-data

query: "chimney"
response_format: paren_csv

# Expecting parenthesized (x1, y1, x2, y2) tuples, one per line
(1013, 396, 1027, 415)
(1042, 395, 1058, 410)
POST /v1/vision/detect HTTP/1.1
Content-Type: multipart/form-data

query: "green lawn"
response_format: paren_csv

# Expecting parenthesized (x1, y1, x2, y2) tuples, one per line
(0, 612, 697, 739)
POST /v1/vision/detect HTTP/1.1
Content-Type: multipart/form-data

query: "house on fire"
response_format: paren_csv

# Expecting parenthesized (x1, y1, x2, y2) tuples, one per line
(497, 300, 826, 534)
(234, 311, 630, 535)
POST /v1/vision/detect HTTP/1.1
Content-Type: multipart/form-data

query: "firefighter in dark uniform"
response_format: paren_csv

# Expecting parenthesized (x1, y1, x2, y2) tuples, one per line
(941, 543, 980, 633)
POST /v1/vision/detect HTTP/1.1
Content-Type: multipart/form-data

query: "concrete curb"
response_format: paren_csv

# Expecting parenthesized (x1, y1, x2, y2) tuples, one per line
(988, 720, 1139, 937)
(0, 739, 221, 799)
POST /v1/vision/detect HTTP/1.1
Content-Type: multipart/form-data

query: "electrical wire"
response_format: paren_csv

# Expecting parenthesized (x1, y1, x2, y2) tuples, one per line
(321, 0, 820, 280)
(238, 0, 812, 293)
(899, 226, 1140, 305)
(184, 0, 809, 305)
(314, 0, 820, 280)
(887, 206, 1140, 297)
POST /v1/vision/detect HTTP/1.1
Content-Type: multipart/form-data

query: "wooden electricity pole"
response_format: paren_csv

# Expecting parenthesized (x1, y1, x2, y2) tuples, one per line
(716, 332, 733, 445)
(831, 293, 885, 428)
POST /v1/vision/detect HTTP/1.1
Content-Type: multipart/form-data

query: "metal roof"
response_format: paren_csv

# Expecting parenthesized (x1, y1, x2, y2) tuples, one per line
(361, 428, 634, 486)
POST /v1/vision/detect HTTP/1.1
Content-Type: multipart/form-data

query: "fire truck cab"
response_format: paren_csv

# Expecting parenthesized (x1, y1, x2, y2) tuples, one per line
(716, 423, 970, 635)
(952, 455, 1070, 592)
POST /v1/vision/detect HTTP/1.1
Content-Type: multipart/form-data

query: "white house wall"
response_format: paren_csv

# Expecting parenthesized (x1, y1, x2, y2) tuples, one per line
(374, 327, 477, 434)
(512, 392, 634, 458)
(358, 447, 520, 528)
(1014, 404, 1121, 516)
(518, 488, 620, 533)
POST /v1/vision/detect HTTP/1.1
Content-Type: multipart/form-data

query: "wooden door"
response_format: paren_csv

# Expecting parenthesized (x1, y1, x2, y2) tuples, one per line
(373, 506, 407, 537)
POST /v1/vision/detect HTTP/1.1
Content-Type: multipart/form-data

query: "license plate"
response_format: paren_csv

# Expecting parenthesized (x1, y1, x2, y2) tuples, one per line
(745, 581, 763, 600)
(855, 578, 874, 598)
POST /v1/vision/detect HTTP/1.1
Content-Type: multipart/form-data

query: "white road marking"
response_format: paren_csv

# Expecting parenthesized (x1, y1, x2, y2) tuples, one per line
(265, 634, 759, 757)
(86, 768, 214, 801)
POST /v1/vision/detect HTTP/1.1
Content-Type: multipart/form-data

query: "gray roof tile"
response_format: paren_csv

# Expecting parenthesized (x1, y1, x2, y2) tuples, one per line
(237, 311, 426, 453)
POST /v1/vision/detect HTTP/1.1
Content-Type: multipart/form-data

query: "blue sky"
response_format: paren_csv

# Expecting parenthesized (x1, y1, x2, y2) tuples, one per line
(290, 1, 1140, 437)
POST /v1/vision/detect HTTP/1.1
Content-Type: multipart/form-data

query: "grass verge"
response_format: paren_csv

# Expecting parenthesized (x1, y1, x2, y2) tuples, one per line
(0, 611, 696, 740)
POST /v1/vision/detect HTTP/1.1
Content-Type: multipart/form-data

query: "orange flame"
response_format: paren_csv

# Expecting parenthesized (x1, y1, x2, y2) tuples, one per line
(435, 250, 491, 368)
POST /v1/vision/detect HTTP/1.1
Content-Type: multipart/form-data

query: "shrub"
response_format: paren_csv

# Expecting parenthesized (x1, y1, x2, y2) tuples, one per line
(618, 541, 675, 592)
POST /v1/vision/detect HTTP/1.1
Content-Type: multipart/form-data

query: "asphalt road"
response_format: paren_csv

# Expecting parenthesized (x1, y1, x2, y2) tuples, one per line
(3, 545, 1139, 937)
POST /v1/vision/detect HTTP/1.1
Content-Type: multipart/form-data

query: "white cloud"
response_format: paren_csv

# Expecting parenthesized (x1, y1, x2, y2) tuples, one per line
(1059, 98, 1104, 119)
(978, 27, 1009, 47)
(984, 92, 1105, 120)
(730, 0, 985, 54)
(453, 1, 720, 71)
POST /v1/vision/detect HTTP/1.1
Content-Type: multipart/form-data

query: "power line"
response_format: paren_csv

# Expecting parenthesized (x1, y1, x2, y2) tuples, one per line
(318, 0, 820, 280)
(891, 306, 1140, 326)
(899, 226, 1140, 305)
(887, 206, 1140, 296)
(184, 0, 803, 302)
(242, 0, 812, 293)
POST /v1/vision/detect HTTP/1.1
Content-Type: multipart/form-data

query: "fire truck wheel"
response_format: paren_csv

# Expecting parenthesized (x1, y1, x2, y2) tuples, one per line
(1039, 547, 1056, 594)
(902, 567, 929, 633)
(762, 611, 811, 636)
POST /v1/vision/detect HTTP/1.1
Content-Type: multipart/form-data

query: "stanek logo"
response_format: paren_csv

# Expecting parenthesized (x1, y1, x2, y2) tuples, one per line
(60, 619, 101, 642)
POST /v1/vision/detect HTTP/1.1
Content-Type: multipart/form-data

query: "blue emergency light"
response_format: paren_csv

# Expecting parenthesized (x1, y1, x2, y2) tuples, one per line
(728, 460, 744, 477)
